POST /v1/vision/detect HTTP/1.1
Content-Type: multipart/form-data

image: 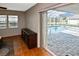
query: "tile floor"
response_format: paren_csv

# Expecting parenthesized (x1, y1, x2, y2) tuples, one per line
(48, 32, 79, 56)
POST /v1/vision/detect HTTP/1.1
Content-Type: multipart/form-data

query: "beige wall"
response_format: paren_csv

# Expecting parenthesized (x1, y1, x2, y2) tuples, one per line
(25, 3, 59, 47)
(0, 10, 25, 37)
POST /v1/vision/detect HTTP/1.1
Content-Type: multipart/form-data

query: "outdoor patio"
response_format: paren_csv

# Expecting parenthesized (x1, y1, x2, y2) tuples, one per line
(48, 28, 79, 56)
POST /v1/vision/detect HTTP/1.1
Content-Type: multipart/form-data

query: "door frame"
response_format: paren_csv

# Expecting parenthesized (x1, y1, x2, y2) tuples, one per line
(40, 3, 71, 56)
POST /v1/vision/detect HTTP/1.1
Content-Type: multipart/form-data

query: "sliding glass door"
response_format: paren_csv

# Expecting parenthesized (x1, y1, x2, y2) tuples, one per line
(41, 10, 79, 56)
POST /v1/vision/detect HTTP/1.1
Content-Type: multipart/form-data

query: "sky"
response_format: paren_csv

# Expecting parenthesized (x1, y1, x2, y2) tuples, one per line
(47, 10, 74, 18)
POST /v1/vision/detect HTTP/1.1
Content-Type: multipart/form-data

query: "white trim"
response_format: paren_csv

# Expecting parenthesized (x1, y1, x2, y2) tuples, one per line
(41, 12, 48, 48)
(38, 3, 71, 12)
(44, 47, 56, 56)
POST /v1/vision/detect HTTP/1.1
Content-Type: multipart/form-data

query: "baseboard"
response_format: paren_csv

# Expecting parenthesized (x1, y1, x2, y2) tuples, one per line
(44, 48, 56, 56)
(2, 35, 21, 38)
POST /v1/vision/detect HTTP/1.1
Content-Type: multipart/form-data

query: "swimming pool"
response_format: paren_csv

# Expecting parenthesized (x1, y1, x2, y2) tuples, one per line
(48, 26, 65, 34)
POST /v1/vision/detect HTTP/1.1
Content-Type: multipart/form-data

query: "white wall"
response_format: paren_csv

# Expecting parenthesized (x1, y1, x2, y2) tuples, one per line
(25, 3, 58, 47)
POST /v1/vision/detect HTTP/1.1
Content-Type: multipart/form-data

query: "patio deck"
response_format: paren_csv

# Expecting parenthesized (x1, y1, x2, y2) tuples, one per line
(48, 29, 79, 56)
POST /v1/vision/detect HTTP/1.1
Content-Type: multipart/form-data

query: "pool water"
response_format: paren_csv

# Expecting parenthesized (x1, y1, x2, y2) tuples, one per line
(48, 26, 65, 34)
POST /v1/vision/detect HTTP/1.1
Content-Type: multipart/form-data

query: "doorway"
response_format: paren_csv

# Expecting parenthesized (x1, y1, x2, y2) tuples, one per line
(41, 4, 79, 56)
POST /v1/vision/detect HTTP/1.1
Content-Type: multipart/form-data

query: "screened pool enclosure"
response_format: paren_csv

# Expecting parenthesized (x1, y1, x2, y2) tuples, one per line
(46, 10, 79, 56)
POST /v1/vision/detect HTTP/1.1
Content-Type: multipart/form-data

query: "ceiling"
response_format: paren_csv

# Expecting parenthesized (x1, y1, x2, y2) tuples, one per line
(55, 3, 79, 14)
(0, 3, 36, 11)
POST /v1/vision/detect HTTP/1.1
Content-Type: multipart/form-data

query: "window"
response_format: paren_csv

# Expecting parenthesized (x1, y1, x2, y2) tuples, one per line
(8, 15, 18, 28)
(68, 20, 79, 25)
(0, 15, 18, 29)
(0, 15, 7, 29)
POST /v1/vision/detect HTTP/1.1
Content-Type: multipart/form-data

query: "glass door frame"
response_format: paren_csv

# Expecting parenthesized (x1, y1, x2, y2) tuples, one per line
(40, 11, 56, 55)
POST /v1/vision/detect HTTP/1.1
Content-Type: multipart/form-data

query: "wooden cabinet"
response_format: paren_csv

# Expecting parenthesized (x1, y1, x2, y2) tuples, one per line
(0, 37, 3, 49)
(21, 28, 37, 49)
